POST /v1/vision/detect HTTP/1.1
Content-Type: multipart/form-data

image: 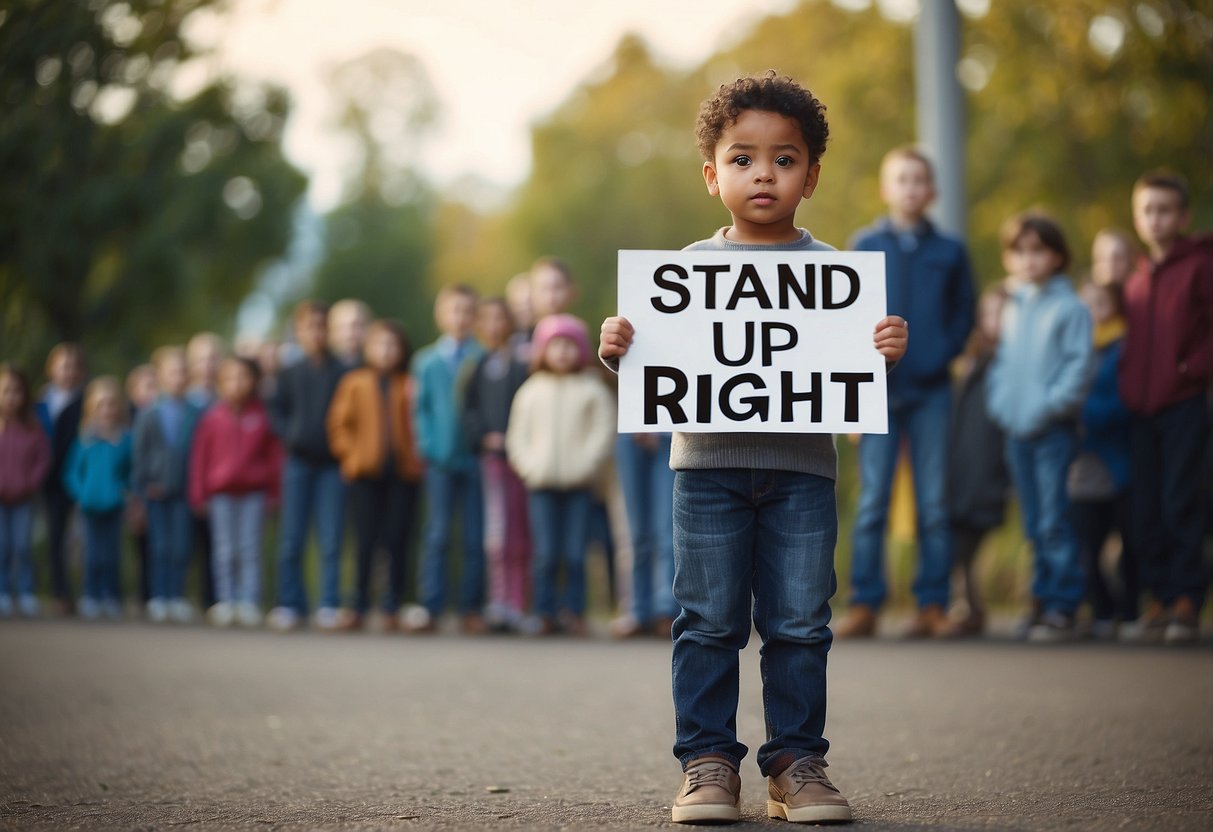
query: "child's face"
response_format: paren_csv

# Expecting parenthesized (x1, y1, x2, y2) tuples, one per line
(0, 374, 23, 419)
(189, 340, 222, 387)
(328, 307, 366, 358)
(50, 350, 84, 391)
(218, 362, 255, 405)
(978, 294, 1005, 342)
(437, 293, 476, 340)
(1132, 186, 1188, 253)
(1008, 232, 1064, 285)
(505, 277, 534, 331)
(879, 155, 935, 222)
(476, 303, 512, 350)
(157, 356, 188, 397)
(1080, 283, 1116, 325)
(531, 266, 574, 319)
(295, 311, 329, 357)
(543, 335, 581, 375)
(93, 393, 121, 428)
(1090, 233, 1134, 287)
(127, 368, 158, 409)
(703, 110, 820, 244)
(364, 329, 402, 372)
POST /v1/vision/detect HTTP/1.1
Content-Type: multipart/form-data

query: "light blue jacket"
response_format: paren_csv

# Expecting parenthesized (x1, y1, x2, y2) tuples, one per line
(412, 337, 486, 470)
(986, 275, 1095, 440)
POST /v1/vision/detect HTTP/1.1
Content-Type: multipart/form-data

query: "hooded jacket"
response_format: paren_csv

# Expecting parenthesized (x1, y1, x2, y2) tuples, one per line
(1118, 234, 1213, 415)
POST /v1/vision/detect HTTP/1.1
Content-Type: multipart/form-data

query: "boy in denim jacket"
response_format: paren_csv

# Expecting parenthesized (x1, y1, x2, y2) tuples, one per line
(600, 74, 907, 825)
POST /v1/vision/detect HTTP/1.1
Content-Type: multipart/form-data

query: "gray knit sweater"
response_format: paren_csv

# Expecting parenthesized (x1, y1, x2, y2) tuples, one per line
(610, 227, 841, 480)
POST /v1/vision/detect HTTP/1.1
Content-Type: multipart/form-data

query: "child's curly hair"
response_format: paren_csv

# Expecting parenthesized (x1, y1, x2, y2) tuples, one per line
(695, 71, 829, 163)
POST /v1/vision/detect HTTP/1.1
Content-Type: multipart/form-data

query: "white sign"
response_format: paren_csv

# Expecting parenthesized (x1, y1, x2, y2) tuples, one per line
(617, 249, 888, 434)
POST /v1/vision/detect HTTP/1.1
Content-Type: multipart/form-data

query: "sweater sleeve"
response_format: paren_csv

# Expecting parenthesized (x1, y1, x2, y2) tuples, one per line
(187, 418, 210, 511)
(411, 355, 436, 463)
(1039, 304, 1095, 430)
(583, 380, 618, 473)
(325, 376, 356, 470)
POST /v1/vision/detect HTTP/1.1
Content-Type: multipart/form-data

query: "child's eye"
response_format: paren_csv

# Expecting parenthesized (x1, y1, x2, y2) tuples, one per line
(775, 156, 794, 168)
(733, 155, 752, 167)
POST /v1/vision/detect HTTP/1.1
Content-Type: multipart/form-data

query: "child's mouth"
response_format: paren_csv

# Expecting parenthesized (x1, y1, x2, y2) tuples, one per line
(751, 192, 775, 205)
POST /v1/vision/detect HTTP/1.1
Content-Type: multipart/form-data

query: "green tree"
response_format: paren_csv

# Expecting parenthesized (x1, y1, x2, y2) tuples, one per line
(0, 0, 306, 374)
(309, 48, 440, 345)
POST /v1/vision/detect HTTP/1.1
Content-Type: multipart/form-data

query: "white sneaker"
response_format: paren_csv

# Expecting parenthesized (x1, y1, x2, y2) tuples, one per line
(78, 597, 102, 620)
(102, 599, 123, 620)
(147, 597, 169, 623)
(235, 602, 262, 628)
(17, 594, 40, 617)
(169, 597, 196, 624)
(314, 606, 344, 631)
(0, 595, 13, 618)
(207, 602, 236, 627)
(1164, 619, 1198, 646)
(267, 606, 301, 633)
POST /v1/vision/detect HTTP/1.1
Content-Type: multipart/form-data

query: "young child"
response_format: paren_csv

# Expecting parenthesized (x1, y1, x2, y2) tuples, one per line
(185, 331, 225, 611)
(64, 377, 132, 621)
(986, 214, 1094, 642)
(189, 357, 281, 628)
(267, 301, 349, 632)
(835, 145, 975, 640)
(944, 285, 1010, 637)
(36, 342, 86, 615)
(132, 347, 201, 624)
(599, 73, 907, 824)
(463, 297, 532, 631)
(0, 364, 51, 618)
(411, 284, 487, 633)
(1070, 280, 1136, 638)
(1117, 171, 1212, 645)
(506, 314, 612, 636)
(327, 319, 423, 630)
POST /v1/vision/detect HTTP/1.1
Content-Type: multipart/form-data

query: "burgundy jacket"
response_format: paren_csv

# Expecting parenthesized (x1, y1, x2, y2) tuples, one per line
(1118, 234, 1213, 416)
(188, 399, 282, 510)
(0, 421, 51, 504)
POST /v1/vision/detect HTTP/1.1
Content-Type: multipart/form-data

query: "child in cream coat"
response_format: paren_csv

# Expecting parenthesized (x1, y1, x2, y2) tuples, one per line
(506, 314, 614, 635)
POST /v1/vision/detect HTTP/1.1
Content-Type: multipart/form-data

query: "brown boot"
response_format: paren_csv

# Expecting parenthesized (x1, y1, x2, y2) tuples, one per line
(901, 604, 950, 639)
(672, 755, 741, 824)
(833, 605, 877, 639)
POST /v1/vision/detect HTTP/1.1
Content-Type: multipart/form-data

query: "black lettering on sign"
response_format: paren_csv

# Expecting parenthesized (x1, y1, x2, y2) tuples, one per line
(780, 371, 822, 422)
(822, 264, 860, 309)
(719, 374, 767, 421)
(692, 264, 728, 310)
(778, 263, 816, 309)
(644, 366, 688, 424)
(651, 265, 690, 313)
(830, 372, 875, 421)
(725, 264, 772, 310)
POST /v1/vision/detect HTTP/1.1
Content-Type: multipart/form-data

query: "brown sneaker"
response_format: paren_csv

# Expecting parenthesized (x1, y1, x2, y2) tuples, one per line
(767, 755, 852, 824)
(672, 755, 741, 824)
(833, 605, 877, 639)
(901, 604, 949, 639)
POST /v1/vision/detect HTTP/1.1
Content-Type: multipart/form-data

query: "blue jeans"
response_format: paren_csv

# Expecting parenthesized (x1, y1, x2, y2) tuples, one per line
(850, 385, 952, 609)
(528, 488, 592, 618)
(210, 492, 266, 606)
(1006, 426, 1084, 615)
(276, 455, 346, 613)
(146, 497, 192, 600)
(0, 501, 35, 598)
(671, 469, 837, 774)
(419, 466, 485, 616)
(82, 510, 123, 602)
(616, 434, 677, 623)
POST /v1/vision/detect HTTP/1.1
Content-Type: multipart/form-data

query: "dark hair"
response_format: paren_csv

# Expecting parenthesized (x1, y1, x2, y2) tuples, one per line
(1134, 169, 1189, 209)
(293, 299, 330, 325)
(695, 71, 829, 163)
(0, 363, 36, 426)
(223, 355, 262, 386)
(1000, 212, 1071, 273)
(365, 318, 413, 372)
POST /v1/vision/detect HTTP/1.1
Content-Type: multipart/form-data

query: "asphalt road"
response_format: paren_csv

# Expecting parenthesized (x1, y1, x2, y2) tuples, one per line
(1, 619, 1210, 831)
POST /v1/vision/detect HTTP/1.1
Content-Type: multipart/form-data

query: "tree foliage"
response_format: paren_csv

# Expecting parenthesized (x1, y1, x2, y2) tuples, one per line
(0, 0, 306, 373)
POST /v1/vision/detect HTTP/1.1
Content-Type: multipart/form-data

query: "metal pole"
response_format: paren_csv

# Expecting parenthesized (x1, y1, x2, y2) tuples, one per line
(915, 0, 967, 240)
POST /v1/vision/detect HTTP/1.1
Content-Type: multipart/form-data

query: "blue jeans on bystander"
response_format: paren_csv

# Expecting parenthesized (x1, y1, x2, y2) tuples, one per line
(276, 455, 346, 614)
(419, 465, 485, 617)
(528, 488, 592, 618)
(82, 509, 123, 603)
(146, 496, 192, 600)
(615, 433, 677, 625)
(0, 501, 35, 599)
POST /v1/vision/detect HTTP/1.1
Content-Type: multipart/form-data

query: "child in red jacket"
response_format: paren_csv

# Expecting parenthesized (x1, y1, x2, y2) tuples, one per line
(190, 357, 282, 628)
(0, 364, 51, 618)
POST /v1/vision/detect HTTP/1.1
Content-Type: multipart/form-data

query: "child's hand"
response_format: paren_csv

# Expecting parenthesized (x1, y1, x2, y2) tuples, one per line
(874, 315, 908, 362)
(599, 316, 634, 360)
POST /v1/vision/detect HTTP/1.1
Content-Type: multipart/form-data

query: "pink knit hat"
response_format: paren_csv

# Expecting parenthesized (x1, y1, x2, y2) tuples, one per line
(531, 313, 592, 371)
